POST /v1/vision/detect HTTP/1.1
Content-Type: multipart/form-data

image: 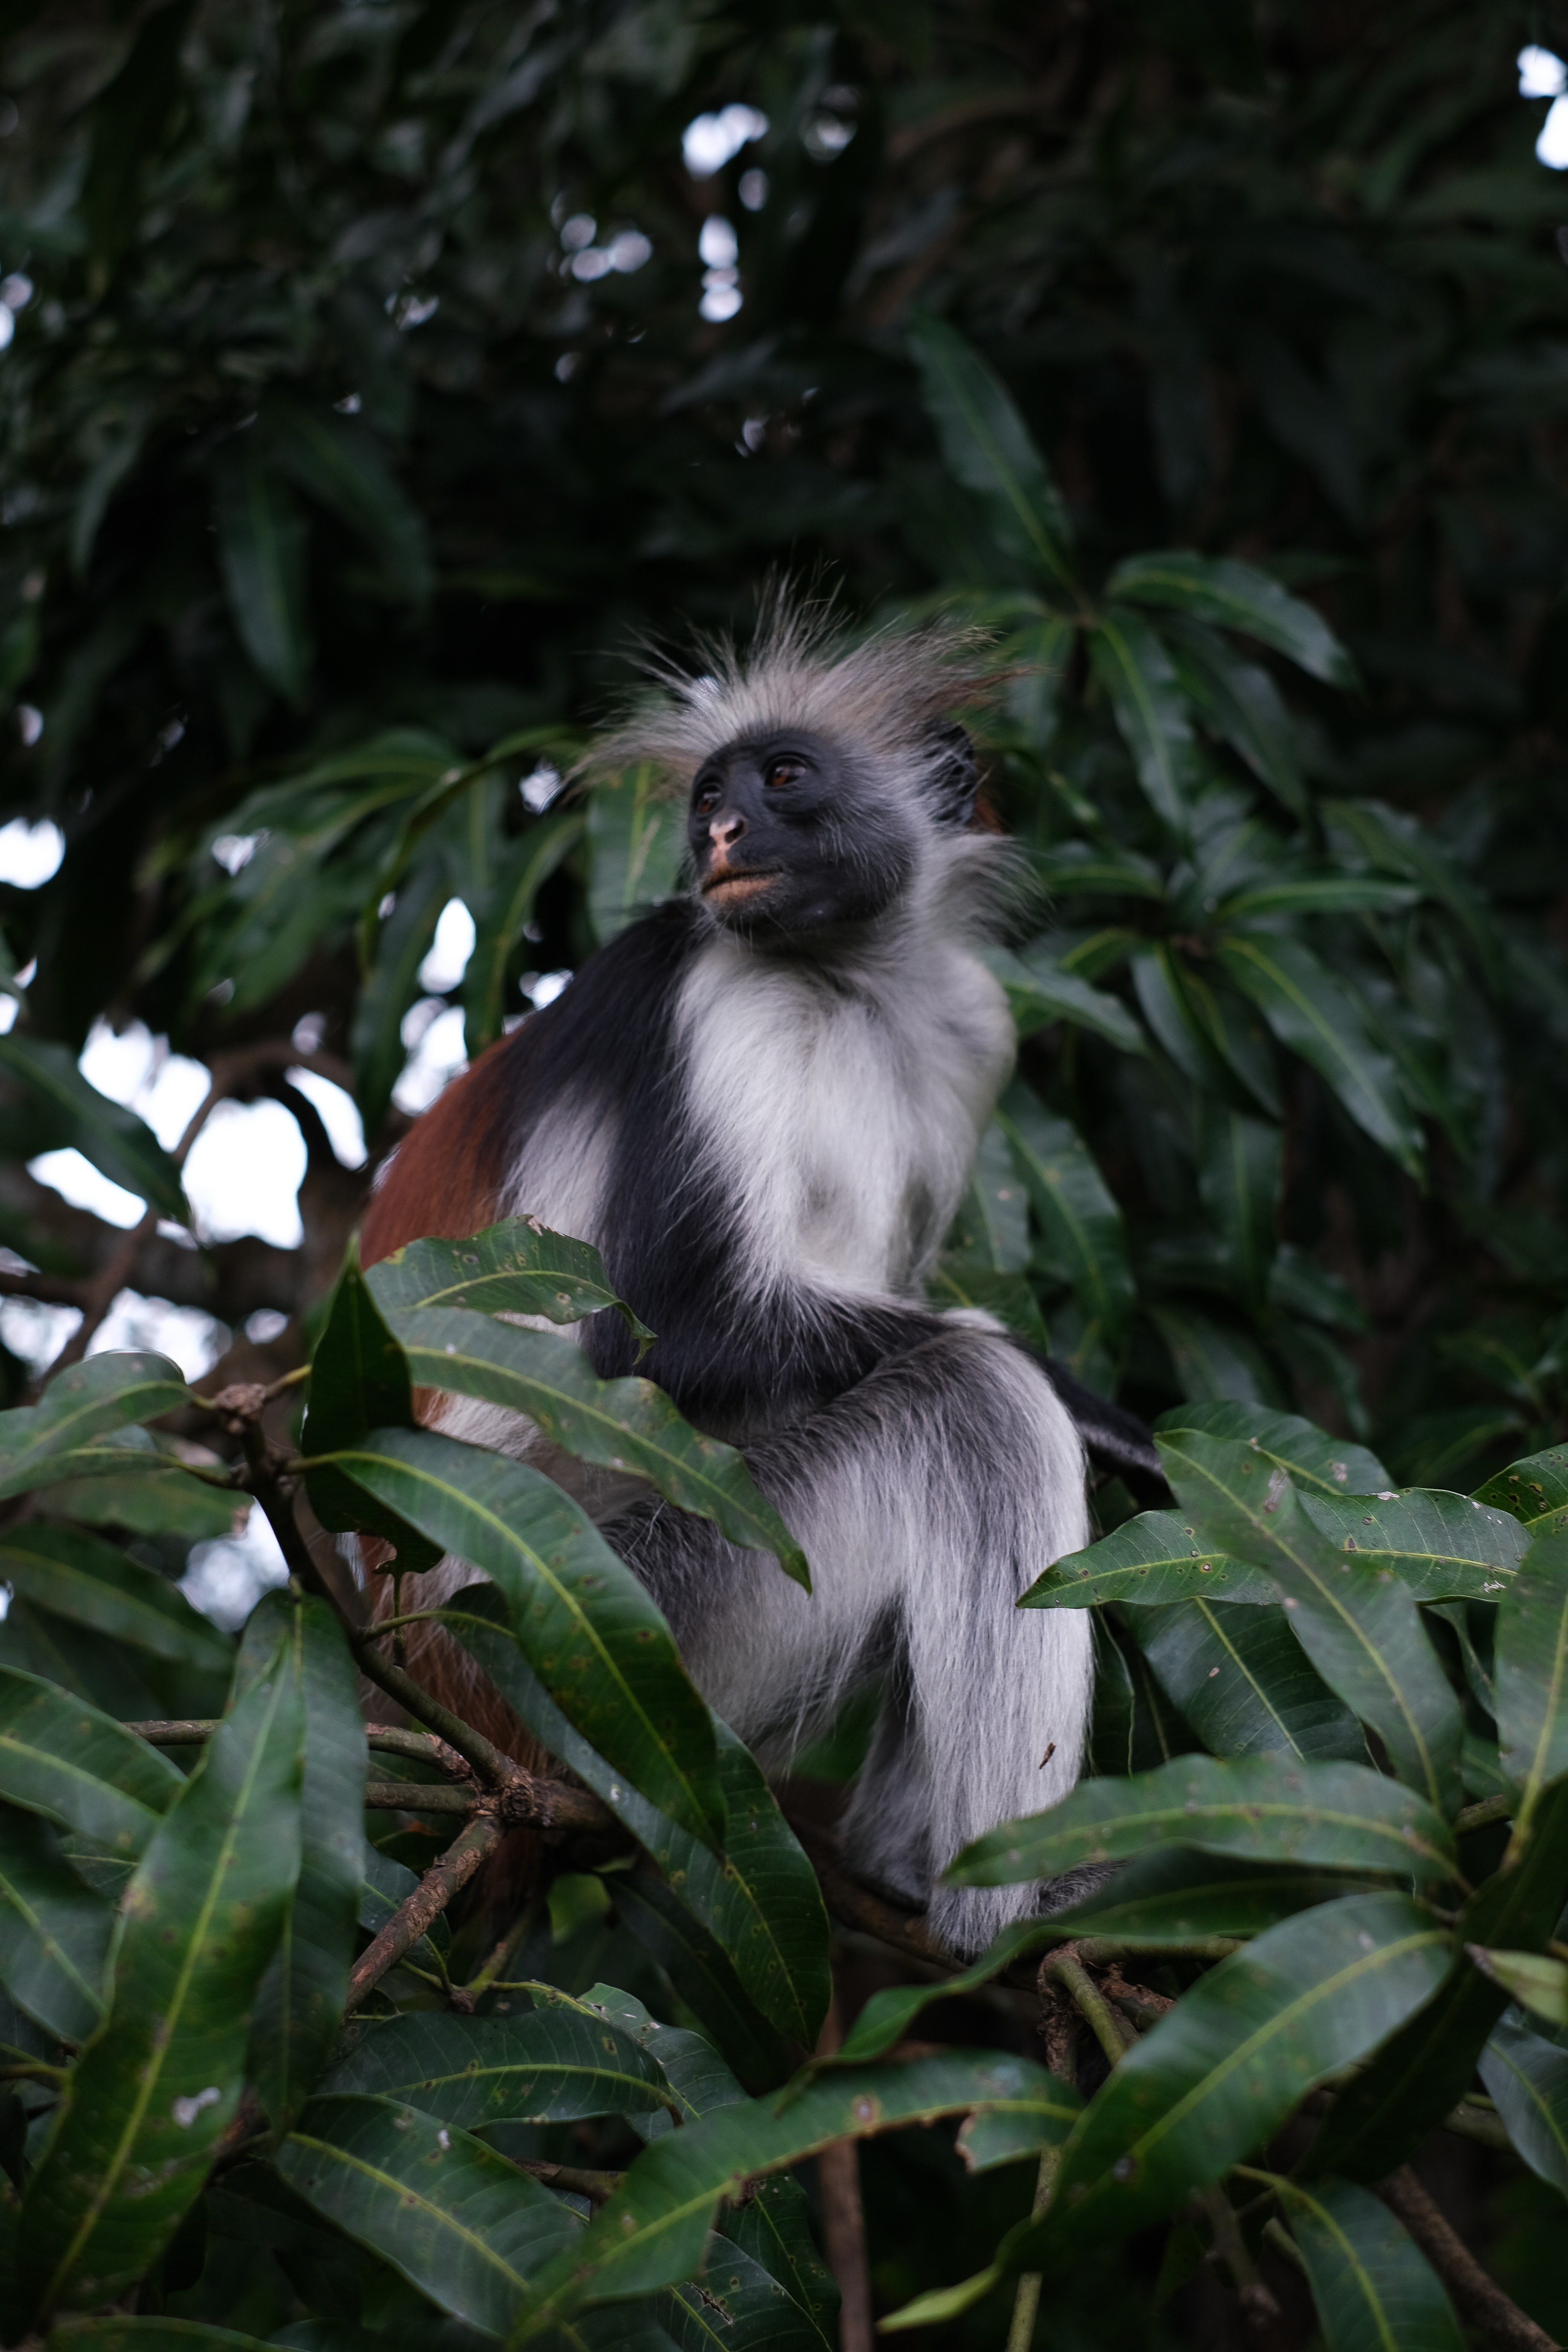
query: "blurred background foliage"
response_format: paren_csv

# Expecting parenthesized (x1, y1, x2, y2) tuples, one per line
(3, 2, 1568, 2345)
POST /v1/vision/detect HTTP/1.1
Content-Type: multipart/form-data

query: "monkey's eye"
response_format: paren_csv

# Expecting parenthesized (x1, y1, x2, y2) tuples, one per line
(693, 779, 721, 815)
(763, 757, 804, 789)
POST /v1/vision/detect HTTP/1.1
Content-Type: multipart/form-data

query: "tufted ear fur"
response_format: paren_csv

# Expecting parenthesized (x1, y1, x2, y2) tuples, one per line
(926, 720, 980, 828)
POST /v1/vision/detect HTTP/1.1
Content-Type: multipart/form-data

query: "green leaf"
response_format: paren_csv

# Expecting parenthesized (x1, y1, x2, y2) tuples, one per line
(1219, 875, 1422, 920)
(588, 763, 685, 944)
(277, 2094, 580, 2337)
(349, 862, 446, 1138)
(48, 2325, 282, 2352)
(0, 1354, 191, 1503)
(1157, 1432, 1464, 1815)
(946, 1750, 1456, 1888)
(982, 945, 1145, 1054)
(0, 1035, 185, 1222)
(243, 1597, 364, 2136)
(19, 1635, 304, 2318)
(998, 610, 1076, 751)
(996, 1079, 1133, 1350)
(1298, 1489, 1527, 1603)
(0, 1806, 113, 2043)
(1280, 2176, 1464, 2352)
(462, 810, 585, 1053)
(1307, 1778, 1568, 2181)
(1021, 1510, 1274, 1609)
(1034, 844, 1165, 902)
(1176, 965, 1282, 1117)
(266, 397, 430, 608)
(1153, 1398, 1392, 1499)
(1469, 1948, 1568, 2030)
(1217, 933, 1424, 1177)
(1494, 1533, 1568, 1820)
(366, 1214, 652, 1341)
(211, 439, 312, 707)
(665, 2239, 834, 2352)
(302, 1243, 434, 1568)
(1197, 1108, 1281, 1309)
(1089, 609, 1200, 836)
(1479, 2012, 1568, 2192)
(332, 1429, 725, 1849)
(1106, 550, 1356, 687)
(609, 1873, 794, 2094)
(29, 1462, 243, 1542)
(907, 308, 1075, 590)
(1473, 1444, 1568, 1531)
(1041, 1848, 1370, 1944)
(942, 1118, 1030, 1273)
(829, 1917, 1081, 2066)
(323, 2006, 681, 2124)
(1023, 1897, 1449, 2271)
(0, 1525, 233, 1673)
(1130, 942, 1231, 1091)
(1133, 1599, 1369, 1764)
(78, 0, 193, 261)
(1164, 616, 1308, 816)
(516, 2050, 1079, 2332)
(451, 1594, 830, 2053)
(0, 1665, 181, 1855)
(386, 1308, 806, 1582)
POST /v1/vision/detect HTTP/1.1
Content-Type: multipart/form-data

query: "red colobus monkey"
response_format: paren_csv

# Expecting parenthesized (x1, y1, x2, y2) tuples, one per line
(362, 605, 1156, 1955)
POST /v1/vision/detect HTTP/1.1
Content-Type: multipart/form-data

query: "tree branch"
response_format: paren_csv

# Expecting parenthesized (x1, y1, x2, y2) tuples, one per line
(1374, 2169, 1556, 2352)
(345, 1811, 507, 2011)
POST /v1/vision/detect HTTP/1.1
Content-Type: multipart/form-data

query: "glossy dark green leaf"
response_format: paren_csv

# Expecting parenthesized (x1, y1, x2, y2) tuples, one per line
(31, 1464, 243, 1542)
(1148, 1302, 1279, 1409)
(1479, 2012, 1568, 2191)
(1033, 843, 1165, 901)
(1217, 933, 1424, 1176)
(1158, 1432, 1464, 1813)
(516, 2050, 1078, 2331)
(947, 1750, 1455, 1888)
(278, 2094, 579, 2336)
(302, 1243, 433, 1567)
(0, 1038, 186, 1223)
(242, 1597, 364, 2136)
(211, 439, 311, 707)
(1300, 1489, 1526, 1602)
(1041, 1848, 1369, 1943)
(589, 763, 685, 943)
(827, 1916, 1076, 2066)
(367, 1214, 651, 1340)
(1308, 1778, 1568, 2180)
(19, 1635, 304, 2318)
(0, 1805, 113, 2043)
(349, 862, 446, 1138)
(1007, 1895, 1448, 2264)
(1131, 942, 1229, 1090)
(1198, 1108, 1280, 1308)
(1220, 875, 1421, 920)
(1153, 1397, 1392, 1498)
(1086, 1612, 1203, 1776)
(266, 397, 430, 607)
(907, 309, 1075, 590)
(1020, 1508, 1273, 1609)
(665, 2238, 831, 2352)
(462, 809, 585, 1054)
(323, 2006, 680, 2124)
(387, 1308, 805, 1581)
(334, 1430, 725, 1848)
(0, 1352, 191, 1504)
(1495, 1533, 1568, 1814)
(1470, 1948, 1568, 2029)
(1133, 1599, 1368, 1763)
(1164, 616, 1307, 816)
(563, 1980, 744, 2131)
(0, 1524, 233, 1673)
(1106, 550, 1356, 687)
(998, 609, 1076, 751)
(983, 945, 1145, 1054)
(0, 1665, 180, 1854)
(610, 1873, 793, 2095)
(996, 1079, 1133, 1349)
(452, 1595, 829, 2052)
(48, 2324, 281, 2352)
(1472, 1444, 1568, 1532)
(1281, 2176, 1464, 2352)
(1089, 609, 1200, 836)
(1176, 963, 1282, 1117)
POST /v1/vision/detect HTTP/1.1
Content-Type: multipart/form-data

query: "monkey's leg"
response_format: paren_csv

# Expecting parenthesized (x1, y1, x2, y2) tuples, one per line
(605, 1321, 1095, 1960)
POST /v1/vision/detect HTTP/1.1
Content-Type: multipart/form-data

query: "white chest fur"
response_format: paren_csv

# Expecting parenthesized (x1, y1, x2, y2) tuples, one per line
(675, 925, 1014, 1303)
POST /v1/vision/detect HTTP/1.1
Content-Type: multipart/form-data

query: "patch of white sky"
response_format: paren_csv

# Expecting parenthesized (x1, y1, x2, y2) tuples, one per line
(1521, 46, 1568, 165)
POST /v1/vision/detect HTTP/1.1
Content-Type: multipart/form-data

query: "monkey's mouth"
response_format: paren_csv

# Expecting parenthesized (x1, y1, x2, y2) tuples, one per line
(703, 867, 781, 907)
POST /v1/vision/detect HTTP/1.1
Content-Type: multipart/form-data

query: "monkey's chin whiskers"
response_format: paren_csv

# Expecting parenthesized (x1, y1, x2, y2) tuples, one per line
(703, 868, 780, 905)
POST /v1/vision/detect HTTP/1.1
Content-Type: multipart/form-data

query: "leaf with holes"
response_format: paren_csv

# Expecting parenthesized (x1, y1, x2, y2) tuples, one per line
(1153, 1398, 1391, 1498)
(1021, 1511, 1273, 1609)
(1299, 1489, 1527, 1603)
(322, 2005, 680, 2124)
(1132, 1599, 1368, 1764)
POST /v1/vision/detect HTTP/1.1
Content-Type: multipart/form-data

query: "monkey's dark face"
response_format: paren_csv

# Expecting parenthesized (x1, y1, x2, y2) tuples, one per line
(687, 730, 915, 936)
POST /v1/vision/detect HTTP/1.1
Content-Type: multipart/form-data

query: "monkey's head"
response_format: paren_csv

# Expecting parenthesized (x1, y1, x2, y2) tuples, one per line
(686, 728, 923, 935)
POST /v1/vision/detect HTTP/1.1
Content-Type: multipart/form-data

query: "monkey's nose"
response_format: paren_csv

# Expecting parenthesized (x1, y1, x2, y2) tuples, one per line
(709, 811, 747, 851)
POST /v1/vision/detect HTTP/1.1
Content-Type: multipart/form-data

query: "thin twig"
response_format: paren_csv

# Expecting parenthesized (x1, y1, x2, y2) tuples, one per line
(1374, 2169, 1556, 2352)
(817, 1987, 874, 2352)
(1041, 1953, 1134, 2068)
(1198, 2185, 1283, 2330)
(346, 1812, 506, 2012)
(509, 2156, 623, 2203)
(363, 1779, 481, 1813)
(1455, 1792, 1514, 1835)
